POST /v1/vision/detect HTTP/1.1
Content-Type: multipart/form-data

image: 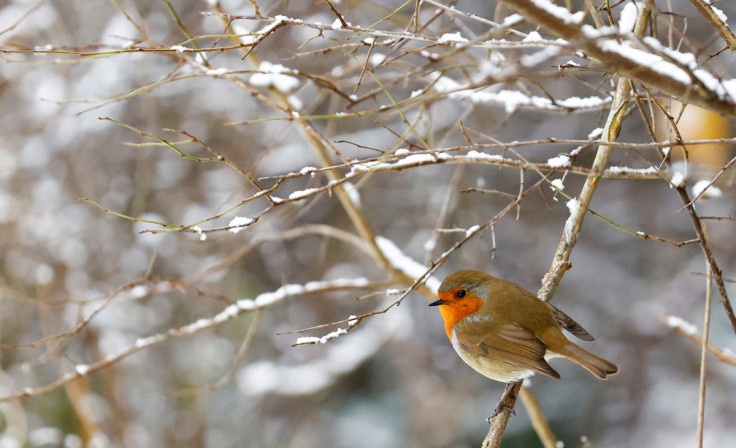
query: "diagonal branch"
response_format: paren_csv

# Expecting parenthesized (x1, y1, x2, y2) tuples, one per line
(675, 187, 736, 334)
(497, 0, 736, 116)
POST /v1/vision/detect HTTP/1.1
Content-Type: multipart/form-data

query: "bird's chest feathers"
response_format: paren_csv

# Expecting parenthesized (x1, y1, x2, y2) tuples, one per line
(440, 297, 484, 339)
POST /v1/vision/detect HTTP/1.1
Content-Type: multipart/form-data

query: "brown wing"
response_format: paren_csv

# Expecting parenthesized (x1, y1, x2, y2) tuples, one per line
(549, 304, 595, 341)
(456, 322, 561, 379)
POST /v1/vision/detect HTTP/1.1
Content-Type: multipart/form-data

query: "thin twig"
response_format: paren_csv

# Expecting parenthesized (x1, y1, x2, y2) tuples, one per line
(697, 256, 712, 448)
(662, 315, 736, 367)
(520, 386, 557, 448)
(675, 187, 736, 335)
(686, 0, 736, 54)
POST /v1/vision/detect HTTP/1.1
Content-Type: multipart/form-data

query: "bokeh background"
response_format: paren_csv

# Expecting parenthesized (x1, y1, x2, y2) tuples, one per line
(1, 0, 735, 447)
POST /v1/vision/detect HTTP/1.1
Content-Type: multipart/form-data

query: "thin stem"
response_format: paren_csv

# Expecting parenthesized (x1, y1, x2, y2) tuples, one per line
(696, 257, 712, 448)
(675, 187, 736, 334)
(520, 386, 557, 448)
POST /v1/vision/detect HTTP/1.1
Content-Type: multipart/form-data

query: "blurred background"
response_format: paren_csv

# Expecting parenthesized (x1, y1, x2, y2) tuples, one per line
(1, 0, 735, 447)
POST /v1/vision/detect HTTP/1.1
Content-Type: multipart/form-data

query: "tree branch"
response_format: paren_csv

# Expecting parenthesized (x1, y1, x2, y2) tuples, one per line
(497, 0, 736, 116)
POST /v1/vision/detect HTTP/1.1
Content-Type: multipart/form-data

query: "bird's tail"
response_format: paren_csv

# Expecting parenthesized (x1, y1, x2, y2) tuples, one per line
(558, 342, 619, 379)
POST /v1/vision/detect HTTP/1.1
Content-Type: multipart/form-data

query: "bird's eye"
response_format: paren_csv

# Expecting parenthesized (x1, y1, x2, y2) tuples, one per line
(456, 289, 466, 298)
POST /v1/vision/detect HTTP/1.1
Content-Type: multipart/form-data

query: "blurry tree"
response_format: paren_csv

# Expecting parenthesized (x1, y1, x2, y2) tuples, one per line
(1, 1, 735, 447)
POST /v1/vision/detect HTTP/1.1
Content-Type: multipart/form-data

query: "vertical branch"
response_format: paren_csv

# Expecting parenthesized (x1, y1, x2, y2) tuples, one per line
(484, 4, 653, 446)
(697, 256, 712, 448)
(482, 76, 630, 448)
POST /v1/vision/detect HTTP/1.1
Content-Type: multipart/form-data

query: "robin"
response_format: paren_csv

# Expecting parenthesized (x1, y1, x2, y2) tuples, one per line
(429, 270, 618, 418)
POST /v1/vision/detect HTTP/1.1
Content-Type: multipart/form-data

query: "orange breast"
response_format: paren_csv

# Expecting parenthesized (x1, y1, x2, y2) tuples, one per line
(437, 291, 483, 340)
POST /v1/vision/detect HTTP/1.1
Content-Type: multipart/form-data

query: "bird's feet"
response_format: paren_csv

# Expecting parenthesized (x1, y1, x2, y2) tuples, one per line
(485, 381, 519, 423)
(486, 402, 516, 423)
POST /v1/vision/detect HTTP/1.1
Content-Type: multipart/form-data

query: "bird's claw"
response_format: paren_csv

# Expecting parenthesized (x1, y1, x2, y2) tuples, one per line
(486, 403, 516, 423)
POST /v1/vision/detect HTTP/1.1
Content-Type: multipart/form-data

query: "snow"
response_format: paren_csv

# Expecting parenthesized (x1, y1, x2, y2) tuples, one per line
(529, 0, 584, 24)
(597, 38, 689, 85)
(466, 150, 503, 162)
(344, 182, 362, 208)
(709, 4, 727, 23)
(563, 198, 580, 244)
(618, 2, 640, 33)
(550, 178, 565, 190)
(228, 216, 253, 233)
(465, 225, 480, 237)
(607, 166, 658, 175)
(692, 180, 723, 198)
(252, 278, 371, 309)
(557, 96, 610, 108)
(240, 15, 290, 45)
(288, 187, 320, 200)
(330, 18, 343, 30)
(29, 428, 64, 446)
(666, 315, 698, 335)
(295, 327, 347, 345)
(437, 32, 468, 44)
(434, 81, 610, 114)
(587, 127, 604, 140)
(547, 154, 571, 168)
(206, 68, 228, 75)
(75, 364, 89, 375)
(237, 299, 413, 396)
(170, 45, 188, 52)
(583, 25, 736, 102)
(375, 236, 441, 293)
(191, 225, 206, 241)
(502, 14, 524, 27)
(523, 31, 543, 42)
(370, 53, 386, 66)
(249, 61, 299, 93)
(670, 172, 685, 188)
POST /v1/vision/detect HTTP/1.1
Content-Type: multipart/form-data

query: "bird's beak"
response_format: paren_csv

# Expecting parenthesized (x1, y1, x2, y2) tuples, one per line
(428, 298, 447, 307)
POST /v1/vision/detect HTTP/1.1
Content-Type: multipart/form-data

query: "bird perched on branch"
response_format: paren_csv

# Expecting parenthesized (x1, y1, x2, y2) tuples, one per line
(430, 270, 618, 419)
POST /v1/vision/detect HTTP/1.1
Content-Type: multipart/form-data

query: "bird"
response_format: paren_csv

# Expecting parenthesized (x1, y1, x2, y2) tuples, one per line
(429, 270, 618, 418)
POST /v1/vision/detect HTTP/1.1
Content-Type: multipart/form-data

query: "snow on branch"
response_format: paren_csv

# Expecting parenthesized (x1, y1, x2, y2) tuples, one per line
(0, 277, 372, 403)
(375, 236, 441, 294)
(498, 0, 736, 116)
(237, 303, 413, 396)
(431, 74, 612, 114)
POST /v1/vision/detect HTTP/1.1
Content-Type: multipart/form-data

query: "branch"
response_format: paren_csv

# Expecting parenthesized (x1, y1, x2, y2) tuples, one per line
(483, 3, 654, 444)
(497, 0, 736, 116)
(662, 315, 736, 367)
(0, 278, 373, 402)
(674, 187, 736, 335)
(697, 260, 712, 448)
(687, 0, 736, 54)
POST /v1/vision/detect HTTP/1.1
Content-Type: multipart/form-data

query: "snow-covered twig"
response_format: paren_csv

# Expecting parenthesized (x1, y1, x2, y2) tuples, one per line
(0, 277, 372, 403)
